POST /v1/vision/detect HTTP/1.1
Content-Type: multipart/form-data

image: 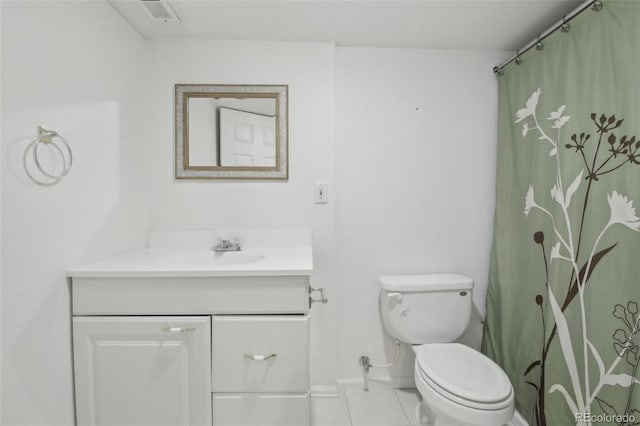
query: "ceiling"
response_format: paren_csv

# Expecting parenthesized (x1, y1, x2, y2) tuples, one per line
(108, 0, 585, 51)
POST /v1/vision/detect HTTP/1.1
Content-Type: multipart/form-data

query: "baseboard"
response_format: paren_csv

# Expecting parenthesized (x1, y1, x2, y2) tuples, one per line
(337, 375, 415, 390)
(310, 384, 340, 398)
(311, 376, 414, 398)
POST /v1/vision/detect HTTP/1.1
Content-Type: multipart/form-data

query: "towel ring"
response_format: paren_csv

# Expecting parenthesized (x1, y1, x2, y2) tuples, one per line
(26, 126, 73, 185)
(33, 129, 72, 179)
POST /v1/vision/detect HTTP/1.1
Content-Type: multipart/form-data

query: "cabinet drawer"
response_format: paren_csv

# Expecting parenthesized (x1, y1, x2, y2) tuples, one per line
(212, 393, 309, 426)
(72, 276, 310, 315)
(212, 316, 309, 392)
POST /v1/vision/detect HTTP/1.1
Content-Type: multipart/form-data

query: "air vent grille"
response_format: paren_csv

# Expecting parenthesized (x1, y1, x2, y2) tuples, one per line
(140, 0, 180, 23)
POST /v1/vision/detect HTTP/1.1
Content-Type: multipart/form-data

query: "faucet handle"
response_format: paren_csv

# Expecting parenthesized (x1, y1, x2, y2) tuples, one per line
(211, 238, 241, 252)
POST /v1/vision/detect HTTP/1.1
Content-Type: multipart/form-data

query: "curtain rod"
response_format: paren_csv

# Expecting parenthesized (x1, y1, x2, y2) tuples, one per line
(493, 0, 602, 74)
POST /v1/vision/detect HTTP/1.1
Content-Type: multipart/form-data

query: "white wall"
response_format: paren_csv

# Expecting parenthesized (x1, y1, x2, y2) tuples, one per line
(1, 2, 149, 424)
(334, 47, 509, 381)
(146, 39, 338, 387)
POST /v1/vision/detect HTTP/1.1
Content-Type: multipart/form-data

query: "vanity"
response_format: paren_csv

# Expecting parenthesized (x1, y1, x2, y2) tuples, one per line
(68, 231, 321, 426)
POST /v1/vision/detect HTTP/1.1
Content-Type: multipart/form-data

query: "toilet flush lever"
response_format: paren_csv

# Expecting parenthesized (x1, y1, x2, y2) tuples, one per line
(387, 292, 403, 302)
(309, 285, 328, 308)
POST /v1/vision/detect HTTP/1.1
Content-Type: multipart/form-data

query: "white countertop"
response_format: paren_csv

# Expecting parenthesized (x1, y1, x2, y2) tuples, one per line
(67, 247, 313, 278)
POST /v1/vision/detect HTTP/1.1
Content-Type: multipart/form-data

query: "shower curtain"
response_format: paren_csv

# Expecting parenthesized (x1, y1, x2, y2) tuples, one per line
(482, 2, 640, 425)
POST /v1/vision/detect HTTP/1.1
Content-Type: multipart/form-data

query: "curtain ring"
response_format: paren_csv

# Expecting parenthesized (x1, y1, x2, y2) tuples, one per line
(591, 0, 603, 12)
(560, 17, 570, 33)
(493, 66, 504, 76)
(535, 36, 544, 51)
(514, 50, 523, 65)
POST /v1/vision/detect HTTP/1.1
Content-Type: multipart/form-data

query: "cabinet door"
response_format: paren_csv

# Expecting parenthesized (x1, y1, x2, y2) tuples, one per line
(73, 316, 211, 426)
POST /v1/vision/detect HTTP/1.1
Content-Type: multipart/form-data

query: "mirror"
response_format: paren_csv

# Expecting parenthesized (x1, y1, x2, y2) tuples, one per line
(175, 84, 288, 179)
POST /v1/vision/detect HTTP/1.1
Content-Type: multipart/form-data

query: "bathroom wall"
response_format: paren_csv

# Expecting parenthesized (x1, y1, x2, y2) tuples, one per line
(145, 39, 338, 388)
(146, 40, 509, 387)
(1, 2, 150, 424)
(334, 47, 510, 382)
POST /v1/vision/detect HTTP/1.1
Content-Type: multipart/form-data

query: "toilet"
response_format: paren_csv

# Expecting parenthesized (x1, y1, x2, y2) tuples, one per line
(379, 274, 514, 426)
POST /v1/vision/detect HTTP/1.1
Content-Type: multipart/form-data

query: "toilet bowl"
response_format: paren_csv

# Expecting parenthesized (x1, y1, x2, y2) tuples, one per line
(379, 274, 514, 426)
(413, 343, 513, 426)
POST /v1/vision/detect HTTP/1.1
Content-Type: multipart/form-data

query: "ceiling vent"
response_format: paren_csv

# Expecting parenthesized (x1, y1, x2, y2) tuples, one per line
(140, 0, 180, 23)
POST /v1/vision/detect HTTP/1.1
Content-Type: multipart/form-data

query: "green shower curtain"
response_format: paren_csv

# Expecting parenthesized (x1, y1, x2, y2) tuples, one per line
(482, 2, 640, 425)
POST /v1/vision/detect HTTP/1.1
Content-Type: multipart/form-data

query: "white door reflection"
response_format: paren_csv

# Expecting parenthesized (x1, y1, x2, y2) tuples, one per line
(219, 107, 276, 167)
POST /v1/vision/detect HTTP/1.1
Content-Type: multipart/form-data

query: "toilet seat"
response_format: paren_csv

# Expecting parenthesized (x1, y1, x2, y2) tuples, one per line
(415, 343, 513, 411)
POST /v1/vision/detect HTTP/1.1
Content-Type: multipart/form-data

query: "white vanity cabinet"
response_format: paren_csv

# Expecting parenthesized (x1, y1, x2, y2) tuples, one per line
(70, 274, 312, 426)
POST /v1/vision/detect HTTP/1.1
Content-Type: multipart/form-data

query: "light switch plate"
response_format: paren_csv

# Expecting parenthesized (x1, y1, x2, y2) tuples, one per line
(315, 183, 328, 204)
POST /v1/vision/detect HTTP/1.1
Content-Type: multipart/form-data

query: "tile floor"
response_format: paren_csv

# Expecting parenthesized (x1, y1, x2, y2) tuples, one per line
(311, 388, 422, 426)
(311, 387, 522, 426)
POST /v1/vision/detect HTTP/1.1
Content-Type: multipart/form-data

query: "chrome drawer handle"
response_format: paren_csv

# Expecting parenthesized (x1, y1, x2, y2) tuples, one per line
(244, 352, 277, 361)
(162, 325, 196, 333)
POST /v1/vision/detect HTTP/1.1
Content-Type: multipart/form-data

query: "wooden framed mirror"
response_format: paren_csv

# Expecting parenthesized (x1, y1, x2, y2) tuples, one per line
(175, 84, 288, 179)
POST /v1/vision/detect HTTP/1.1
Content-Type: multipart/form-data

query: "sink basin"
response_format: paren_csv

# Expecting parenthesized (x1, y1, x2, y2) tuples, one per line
(161, 251, 265, 267)
(209, 253, 265, 265)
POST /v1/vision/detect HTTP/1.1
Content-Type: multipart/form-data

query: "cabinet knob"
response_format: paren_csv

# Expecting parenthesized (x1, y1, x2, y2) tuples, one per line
(161, 325, 196, 333)
(243, 352, 277, 361)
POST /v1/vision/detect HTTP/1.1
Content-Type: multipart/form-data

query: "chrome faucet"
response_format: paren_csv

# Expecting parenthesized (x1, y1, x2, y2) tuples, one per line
(211, 239, 241, 252)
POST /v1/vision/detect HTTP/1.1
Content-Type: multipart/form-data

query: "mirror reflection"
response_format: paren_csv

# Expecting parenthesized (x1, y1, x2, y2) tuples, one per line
(188, 98, 276, 167)
(175, 84, 288, 180)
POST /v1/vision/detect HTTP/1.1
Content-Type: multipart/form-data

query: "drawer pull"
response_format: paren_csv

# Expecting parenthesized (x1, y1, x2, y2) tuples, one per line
(244, 352, 277, 361)
(161, 325, 196, 333)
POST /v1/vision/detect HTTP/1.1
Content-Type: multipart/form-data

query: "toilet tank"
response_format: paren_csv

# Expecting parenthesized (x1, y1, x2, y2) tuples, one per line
(379, 274, 473, 345)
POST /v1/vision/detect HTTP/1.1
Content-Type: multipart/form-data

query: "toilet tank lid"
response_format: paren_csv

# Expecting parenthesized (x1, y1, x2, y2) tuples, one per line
(379, 274, 473, 292)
